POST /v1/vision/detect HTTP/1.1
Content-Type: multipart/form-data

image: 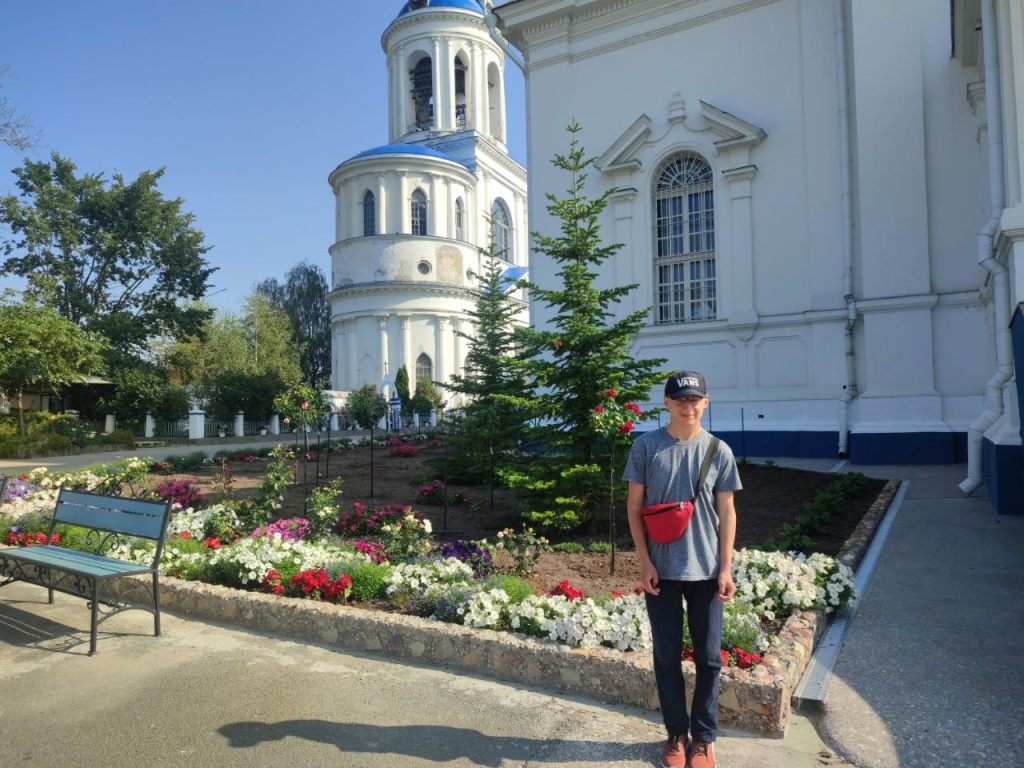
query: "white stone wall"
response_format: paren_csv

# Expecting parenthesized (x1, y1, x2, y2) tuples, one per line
(495, 0, 1001, 453)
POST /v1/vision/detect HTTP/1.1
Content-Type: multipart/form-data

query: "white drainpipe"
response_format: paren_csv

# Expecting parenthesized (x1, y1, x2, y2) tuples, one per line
(484, 4, 527, 74)
(835, 0, 857, 457)
(961, 0, 1011, 495)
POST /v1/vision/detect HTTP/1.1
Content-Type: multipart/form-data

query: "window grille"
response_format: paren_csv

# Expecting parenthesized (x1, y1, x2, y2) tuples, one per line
(411, 189, 428, 236)
(455, 57, 467, 129)
(490, 199, 512, 261)
(653, 154, 716, 323)
(455, 198, 465, 240)
(363, 191, 376, 237)
(416, 353, 433, 382)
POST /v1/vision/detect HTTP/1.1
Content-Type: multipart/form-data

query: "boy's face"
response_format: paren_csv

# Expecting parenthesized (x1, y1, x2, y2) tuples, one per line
(664, 394, 709, 425)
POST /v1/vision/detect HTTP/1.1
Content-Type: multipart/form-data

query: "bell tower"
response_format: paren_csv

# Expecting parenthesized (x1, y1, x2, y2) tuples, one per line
(384, 0, 507, 146)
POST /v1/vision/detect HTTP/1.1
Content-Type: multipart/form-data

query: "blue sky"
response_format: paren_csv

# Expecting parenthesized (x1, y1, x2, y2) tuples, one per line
(1, 1, 526, 314)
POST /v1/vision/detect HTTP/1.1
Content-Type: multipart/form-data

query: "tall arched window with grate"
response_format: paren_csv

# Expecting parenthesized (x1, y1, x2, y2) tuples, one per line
(455, 197, 465, 241)
(490, 199, 512, 262)
(411, 189, 428, 236)
(653, 153, 716, 323)
(363, 190, 376, 237)
(415, 353, 433, 383)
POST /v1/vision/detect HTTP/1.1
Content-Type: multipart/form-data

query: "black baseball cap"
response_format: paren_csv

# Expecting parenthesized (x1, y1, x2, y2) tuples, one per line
(664, 370, 707, 399)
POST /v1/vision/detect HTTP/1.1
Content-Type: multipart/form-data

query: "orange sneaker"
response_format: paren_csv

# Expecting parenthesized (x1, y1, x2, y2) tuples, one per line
(660, 734, 688, 768)
(688, 739, 716, 768)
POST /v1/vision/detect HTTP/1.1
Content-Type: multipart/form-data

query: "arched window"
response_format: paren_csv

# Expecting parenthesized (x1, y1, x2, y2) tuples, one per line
(490, 199, 512, 261)
(454, 55, 468, 129)
(653, 154, 716, 323)
(411, 189, 428, 236)
(415, 353, 433, 383)
(363, 190, 376, 237)
(410, 57, 433, 131)
(455, 198, 465, 241)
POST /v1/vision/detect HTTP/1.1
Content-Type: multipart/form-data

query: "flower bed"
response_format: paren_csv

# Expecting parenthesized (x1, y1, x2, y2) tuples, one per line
(0, 458, 899, 736)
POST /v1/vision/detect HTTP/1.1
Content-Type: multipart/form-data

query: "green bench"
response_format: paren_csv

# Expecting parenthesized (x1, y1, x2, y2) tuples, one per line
(0, 488, 173, 655)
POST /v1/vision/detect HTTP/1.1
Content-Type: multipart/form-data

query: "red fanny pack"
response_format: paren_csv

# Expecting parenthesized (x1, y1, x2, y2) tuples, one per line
(641, 501, 694, 543)
(640, 436, 720, 544)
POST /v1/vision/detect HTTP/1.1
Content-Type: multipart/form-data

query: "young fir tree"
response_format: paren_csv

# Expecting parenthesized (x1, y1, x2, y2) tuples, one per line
(444, 239, 531, 483)
(506, 122, 666, 531)
(394, 365, 411, 409)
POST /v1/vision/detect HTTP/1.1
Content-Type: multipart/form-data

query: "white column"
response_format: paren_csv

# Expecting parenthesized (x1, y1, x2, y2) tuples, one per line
(451, 318, 464, 382)
(472, 42, 486, 133)
(333, 321, 345, 390)
(345, 319, 358, 390)
(723, 165, 760, 338)
(400, 315, 413, 377)
(376, 175, 387, 235)
(378, 315, 390, 379)
(399, 173, 409, 234)
(434, 316, 448, 387)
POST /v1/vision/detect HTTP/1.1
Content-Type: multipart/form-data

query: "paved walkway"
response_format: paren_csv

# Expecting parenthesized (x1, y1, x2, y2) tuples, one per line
(1, 445, 1022, 767)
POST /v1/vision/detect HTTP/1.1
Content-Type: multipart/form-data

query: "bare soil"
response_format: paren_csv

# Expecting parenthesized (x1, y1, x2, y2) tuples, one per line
(156, 440, 890, 597)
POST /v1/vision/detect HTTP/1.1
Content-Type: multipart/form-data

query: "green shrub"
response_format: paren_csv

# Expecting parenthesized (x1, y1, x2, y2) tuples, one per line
(348, 562, 393, 602)
(552, 542, 584, 554)
(588, 541, 612, 553)
(480, 574, 539, 605)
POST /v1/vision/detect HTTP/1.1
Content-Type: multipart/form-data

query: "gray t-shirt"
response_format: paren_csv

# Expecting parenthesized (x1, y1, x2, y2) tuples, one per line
(622, 428, 742, 581)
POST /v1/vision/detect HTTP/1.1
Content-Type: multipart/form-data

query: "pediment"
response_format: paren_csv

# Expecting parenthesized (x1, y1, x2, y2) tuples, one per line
(596, 98, 766, 174)
(595, 114, 653, 174)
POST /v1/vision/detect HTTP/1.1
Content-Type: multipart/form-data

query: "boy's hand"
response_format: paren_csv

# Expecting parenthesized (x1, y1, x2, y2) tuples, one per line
(717, 571, 736, 602)
(641, 561, 660, 595)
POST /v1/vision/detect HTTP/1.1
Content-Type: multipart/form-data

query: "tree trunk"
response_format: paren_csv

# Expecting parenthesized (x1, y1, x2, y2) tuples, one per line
(16, 389, 25, 436)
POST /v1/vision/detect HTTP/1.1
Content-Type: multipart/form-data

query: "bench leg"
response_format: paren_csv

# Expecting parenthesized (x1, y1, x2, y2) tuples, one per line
(153, 573, 161, 637)
(89, 582, 99, 656)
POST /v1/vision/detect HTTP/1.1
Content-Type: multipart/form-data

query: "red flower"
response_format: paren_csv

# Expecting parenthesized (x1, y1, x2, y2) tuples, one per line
(619, 421, 634, 434)
(549, 579, 585, 602)
(607, 389, 616, 397)
(180, 530, 192, 539)
(594, 405, 604, 414)
(204, 537, 222, 549)
(554, 339, 562, 349)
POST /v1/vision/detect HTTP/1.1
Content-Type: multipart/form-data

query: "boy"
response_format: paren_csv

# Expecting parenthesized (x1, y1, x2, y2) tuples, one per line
(624, 370, 741, 768)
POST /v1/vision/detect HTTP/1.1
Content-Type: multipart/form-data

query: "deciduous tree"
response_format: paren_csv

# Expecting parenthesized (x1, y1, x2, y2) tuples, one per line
(0, 293, 106, 434)
(254, 260, 330, 388)
(0, 153, 216, 356)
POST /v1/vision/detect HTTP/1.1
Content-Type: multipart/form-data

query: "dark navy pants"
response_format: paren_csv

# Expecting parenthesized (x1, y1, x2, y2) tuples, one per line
(645, 579, 723, 742)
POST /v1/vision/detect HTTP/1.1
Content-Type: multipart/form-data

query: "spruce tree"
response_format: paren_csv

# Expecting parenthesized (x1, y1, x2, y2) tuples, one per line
(444, 239, 531, 484)
(507, 122, 667, 531)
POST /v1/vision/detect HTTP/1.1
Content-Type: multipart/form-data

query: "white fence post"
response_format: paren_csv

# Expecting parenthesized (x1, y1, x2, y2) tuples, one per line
(234, 412, 245, 437)
(104, 414, 116, 434)
(270, 414, 280, 435)
(144, 415, 155, 438)
(189, 407, 205, 441)
(430, 409, 437, 427)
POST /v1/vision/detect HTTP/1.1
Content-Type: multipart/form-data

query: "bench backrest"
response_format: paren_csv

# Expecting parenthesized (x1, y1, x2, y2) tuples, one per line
(49, 488, 173, 564)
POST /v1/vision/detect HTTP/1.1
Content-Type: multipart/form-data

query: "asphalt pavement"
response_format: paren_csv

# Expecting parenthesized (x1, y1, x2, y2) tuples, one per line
(1, 443, 1022, 767)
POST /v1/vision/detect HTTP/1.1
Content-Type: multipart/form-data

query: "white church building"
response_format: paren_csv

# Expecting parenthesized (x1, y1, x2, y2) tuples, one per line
(490, 0, 1023, 514)
(327, 0, 528, 409)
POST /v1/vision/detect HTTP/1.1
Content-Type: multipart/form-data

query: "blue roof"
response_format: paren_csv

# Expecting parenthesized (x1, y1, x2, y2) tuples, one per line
(340, 143, 473, 171)
(396, 0, 484, 18)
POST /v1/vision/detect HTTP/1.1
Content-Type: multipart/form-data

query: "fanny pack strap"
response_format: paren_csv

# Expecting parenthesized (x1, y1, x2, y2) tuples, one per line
(695, 435, 720, 501)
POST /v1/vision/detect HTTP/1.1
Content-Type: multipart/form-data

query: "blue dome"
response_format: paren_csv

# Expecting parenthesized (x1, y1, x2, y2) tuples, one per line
(339, 143, 473, 171)
(396, 0, 484, 18)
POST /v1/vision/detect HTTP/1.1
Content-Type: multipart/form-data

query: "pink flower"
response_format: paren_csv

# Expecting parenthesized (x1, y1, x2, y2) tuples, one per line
(301, 401, 309, 410)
